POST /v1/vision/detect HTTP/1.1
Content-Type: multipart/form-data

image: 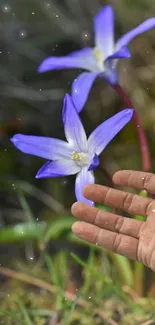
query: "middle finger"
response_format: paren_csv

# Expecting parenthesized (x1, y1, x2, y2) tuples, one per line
(83, 184, 155, 217)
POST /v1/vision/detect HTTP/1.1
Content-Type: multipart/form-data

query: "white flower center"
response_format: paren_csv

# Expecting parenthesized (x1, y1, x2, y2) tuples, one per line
(93, 47, 104, 70)
(71, 151, 89, 167)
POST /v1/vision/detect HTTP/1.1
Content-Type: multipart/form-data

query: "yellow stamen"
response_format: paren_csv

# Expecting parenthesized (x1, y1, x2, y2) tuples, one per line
(72, 151, 83, 161)
(93, 47, 103, 64)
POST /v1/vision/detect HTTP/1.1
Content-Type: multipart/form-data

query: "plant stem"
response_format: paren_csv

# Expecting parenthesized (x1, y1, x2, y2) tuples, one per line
(110, 253, 133, 287)
(133, 261, 144, 297)
(114, 85, 151, 172)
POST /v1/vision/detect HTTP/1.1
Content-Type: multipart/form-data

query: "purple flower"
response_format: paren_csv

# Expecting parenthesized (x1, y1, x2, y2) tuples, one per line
(38, 5, 155, 111)
(11, 94, 133, 205)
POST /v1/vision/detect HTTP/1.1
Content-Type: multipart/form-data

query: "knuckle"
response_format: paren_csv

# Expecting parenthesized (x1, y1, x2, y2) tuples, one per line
(112, 233, 122, 253)
(114, 216, 124, 233)
(149, 241, 155, 271)
(122, 193, 134, 211)
(145, 200, 155, 216)
(138, 222, 146, 238)
(143, 174, 154, 191)
(95, 228, 102, 245)
(127, 171, 134, 187)
(103, 188, 113, 205)
(93, 209, 101, 225)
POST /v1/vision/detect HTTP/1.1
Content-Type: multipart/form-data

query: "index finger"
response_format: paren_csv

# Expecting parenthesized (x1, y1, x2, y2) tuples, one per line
(113, 170, 155, 194)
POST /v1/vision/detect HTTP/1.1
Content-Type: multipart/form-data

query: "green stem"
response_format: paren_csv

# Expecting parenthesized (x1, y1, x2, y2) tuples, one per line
(133, 261, 144, 296)
(110, 253, 134, 287)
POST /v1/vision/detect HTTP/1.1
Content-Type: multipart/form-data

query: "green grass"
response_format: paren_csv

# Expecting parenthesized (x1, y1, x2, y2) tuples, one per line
(0, 199, 154, 324)
(1, 247, 154, 325)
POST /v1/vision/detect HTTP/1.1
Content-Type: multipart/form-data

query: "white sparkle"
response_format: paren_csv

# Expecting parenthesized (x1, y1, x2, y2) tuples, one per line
(19, 29, 27, 38)
(2, 5, 11, 13)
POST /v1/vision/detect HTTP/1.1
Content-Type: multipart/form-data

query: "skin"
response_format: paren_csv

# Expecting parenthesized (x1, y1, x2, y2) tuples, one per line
(71, 170, 155, 272)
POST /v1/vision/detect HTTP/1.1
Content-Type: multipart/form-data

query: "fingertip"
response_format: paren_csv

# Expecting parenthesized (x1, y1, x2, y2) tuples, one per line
(112, 170, 127, 184)
(71, 221, 83, 234)
(71, 202, 79, 215)
(82, 184, 95, 198)
(72, 221, 95, 243)
(71, 201, 84, 216)
(112, 171, 120, 183)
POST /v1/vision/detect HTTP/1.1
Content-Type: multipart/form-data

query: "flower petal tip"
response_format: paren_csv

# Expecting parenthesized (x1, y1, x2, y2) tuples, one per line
(38, 58, 53, 73)
(96, 5, 113, 18)
(10, 137, 15, 144)
(62, 93, 75, 123)
(124, 108, 134, 120)
(10, 134, 20, 145)
(126, 108, 134, 114)
(35, 171, 42, 179)
(125, 47, 131, 58)
(38, 62, 46, 73)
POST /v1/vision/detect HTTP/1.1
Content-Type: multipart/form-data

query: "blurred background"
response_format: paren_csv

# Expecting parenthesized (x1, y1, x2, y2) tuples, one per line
(1, 0, 155, 324)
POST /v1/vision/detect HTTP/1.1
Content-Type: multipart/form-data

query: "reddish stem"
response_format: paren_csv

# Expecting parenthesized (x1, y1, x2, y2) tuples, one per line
(114, 85, 151, 172)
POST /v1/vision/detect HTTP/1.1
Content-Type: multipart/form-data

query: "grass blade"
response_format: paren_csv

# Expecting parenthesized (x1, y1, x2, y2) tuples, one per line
(16, 299, 33, 325)
(63, 292, 81, 325)
(0, 308, 25, 324)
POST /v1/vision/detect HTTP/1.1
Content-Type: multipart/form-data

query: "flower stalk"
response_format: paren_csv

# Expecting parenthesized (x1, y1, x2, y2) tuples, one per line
(114, 84, 151, 172)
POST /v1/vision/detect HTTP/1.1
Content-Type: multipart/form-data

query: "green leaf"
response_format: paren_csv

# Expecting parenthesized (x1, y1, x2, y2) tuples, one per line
(44, 216, 75, 243)
(0, 222, 46, 243)
(70, 252, 87, 268)
(96, 204, 112, 213)
(45, 254, 60, 287)
(45, 253, 65, 309)
(82, 247, 95, 295)
(17, 190, 35, 223)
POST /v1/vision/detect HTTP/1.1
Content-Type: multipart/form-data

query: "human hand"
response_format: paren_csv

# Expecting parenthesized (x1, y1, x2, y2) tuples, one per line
(71, 170, 155, 271)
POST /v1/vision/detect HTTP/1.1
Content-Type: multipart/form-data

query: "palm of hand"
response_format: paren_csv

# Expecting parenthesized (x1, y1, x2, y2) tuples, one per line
(71, 170, 155, 272)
